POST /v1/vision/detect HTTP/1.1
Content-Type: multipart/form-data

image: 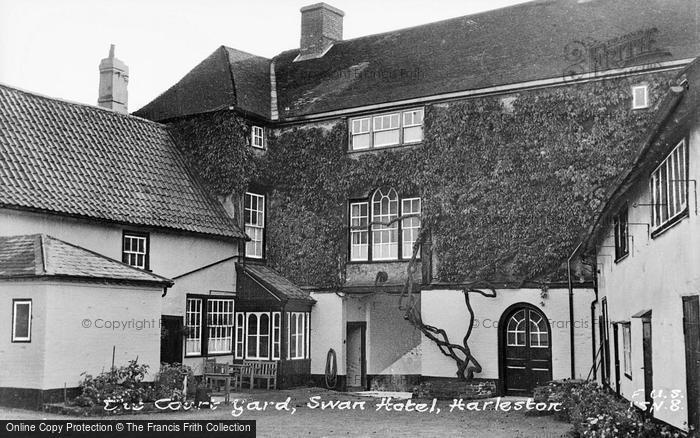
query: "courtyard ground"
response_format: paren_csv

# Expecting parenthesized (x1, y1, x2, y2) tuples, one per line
(0, 388, 573, 438)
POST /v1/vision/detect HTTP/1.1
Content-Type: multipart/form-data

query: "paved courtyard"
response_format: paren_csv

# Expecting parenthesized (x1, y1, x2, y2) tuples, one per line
(0, 388, 573, 438)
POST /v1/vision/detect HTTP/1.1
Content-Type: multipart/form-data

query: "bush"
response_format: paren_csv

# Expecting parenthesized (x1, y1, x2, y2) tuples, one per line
(539, 380, 694, 438)
(152, 363, 194, 401)
(74, 359, 150, 407)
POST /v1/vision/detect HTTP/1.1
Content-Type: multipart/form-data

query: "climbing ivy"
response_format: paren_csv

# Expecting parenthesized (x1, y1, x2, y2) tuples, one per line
(168, 72, 674, 287)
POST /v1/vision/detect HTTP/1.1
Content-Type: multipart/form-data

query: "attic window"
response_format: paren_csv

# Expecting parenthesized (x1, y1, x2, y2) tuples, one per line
(349, 108, 424, 151)
(251, 126, 265, 149)
(631, 84, 649, 109)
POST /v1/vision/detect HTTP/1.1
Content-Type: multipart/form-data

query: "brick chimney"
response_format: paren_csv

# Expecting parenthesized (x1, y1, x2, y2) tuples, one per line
(296, 3, 344, 62)
(98, 44, 129, 114)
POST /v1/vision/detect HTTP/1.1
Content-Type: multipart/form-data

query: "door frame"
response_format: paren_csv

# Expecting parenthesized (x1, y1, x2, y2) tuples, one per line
(613, 323, 621, 396)
(346, 322, 367, 390)
(683, 295, 700, 431)
(498, 303, 553, 395)
(642, 317, 653, 413)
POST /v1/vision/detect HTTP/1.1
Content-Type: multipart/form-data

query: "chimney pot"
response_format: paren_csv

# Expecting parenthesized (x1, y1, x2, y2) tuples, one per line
(98, 44, 129, 114)
(297, 3, 344, 61)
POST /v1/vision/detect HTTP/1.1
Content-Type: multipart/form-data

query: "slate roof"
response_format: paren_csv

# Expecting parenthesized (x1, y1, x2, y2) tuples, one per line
(136, 0, 699, 121)
(0, 234, 173, 286)
(0, 84, 246, 239)
(238, 263, 316, 302)
(134, 46, 271, 121)
(585, 59, 700, 251)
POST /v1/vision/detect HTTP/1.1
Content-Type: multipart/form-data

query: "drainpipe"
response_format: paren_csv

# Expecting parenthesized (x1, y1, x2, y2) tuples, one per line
(588, 255, 599, 381)
(567, 242, 583, 379)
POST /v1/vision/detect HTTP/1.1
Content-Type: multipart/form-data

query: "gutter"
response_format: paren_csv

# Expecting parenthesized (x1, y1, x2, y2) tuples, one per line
(567, 242, 583, 379)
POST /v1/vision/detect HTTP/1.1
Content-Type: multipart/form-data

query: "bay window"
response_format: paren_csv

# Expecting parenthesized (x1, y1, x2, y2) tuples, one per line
(287, 312, 310, 360)
(237, 311, 281, 360)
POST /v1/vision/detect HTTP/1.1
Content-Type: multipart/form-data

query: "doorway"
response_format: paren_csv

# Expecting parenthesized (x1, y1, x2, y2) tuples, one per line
(346, 322, 366, 390)
(160, 315, 183, 364)
(500, 304, 553, 395)
(642, 317, 653, 412)
(683, 296, 699, 430)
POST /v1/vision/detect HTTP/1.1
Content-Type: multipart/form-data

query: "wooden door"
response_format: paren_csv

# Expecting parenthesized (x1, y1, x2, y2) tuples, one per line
(642, 319, 653, 412)
(503, 307, 552, 395)
(160, 315, 183, 364)
(346, 322, 366, 390)
(683, 296, 700, 431)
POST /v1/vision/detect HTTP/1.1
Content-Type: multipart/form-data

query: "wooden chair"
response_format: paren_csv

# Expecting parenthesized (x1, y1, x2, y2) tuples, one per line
(203, 359, 232, 403)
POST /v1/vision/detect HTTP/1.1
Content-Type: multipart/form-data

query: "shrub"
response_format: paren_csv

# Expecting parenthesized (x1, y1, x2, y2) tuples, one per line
(151, 363, 194, 401)
(74, 359, 150, 407)
(539, 380, 694, 438)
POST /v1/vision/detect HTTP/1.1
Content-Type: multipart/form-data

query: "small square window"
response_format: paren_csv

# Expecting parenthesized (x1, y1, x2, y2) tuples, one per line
(12, 299, 32, 342)
(122, 232, 149, 269)
(251, 126, 265, 149)
(632, 85, 649, 109)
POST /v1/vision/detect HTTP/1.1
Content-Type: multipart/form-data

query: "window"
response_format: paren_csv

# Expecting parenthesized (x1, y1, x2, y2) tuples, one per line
(236, 311, 281, 360)
(350, 108, 424, 150)
(650, 139, 687, 232)
(251, 126, 265, 149)
(632, 84, 649, 109)
(206, 299, 234, 354)
(622, 323, 632, 377)
(235, 312, 245, 359)
(529, 312, 549, 348)
(613, 207, 629, 261)
(245, 192, 265, 258)
(185, 296, 234, 357)
(506, 309, 526, 347)
(349, 190, 421, 262)
(12, 299, 31, 342)
(122, 232, 148, 269)
(246, 312, 270, 360)
(287, 312, 310, 360)
(185, 298, 202, 356)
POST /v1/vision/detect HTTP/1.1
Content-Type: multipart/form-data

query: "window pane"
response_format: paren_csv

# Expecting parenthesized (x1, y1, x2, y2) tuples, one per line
(352, 133, 370, 150)
(13, 302, 30, 340)
(373, 129, 400, 147)
(403, 126, 423, 143)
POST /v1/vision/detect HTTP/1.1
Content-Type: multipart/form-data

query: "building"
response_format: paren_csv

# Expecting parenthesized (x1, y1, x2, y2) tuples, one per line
(0, 48, 250, 406)
(133, 0, 699, 395)
(0, 234, 171, 407)
(586, 59, 700, 432)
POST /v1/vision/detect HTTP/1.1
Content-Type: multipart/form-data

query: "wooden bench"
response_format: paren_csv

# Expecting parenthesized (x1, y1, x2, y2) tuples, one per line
(241, 360, 277, 390)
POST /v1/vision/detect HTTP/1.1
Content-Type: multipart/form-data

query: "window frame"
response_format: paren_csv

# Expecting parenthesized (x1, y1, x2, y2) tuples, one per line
(184, 295, 235, 358)
(244, 192, 266, 259)
(622, 323, 632, 378)
(251, 125, 265, 149)
(613, 206, 629, 262)
(631, 84, 649, 110)
(649, 139, 688, 236)
(121, 231, 149, 270)
(349, 108, 424, 151)
(348, 191, 421, 262)
(245, 311, 271, 360)
(287, 312, 310, 360)
(11, 299, 32, 343)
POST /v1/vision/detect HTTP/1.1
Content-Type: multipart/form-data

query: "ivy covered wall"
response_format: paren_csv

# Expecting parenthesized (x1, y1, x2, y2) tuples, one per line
(167, 71, 676, 289)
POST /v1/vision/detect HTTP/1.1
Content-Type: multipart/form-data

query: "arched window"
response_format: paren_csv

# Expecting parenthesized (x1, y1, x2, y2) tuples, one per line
(372, 188, 399, 260)
(506, 309, 526, 346)
(349, 188, 421, 261)
(529, 312, 549, 347)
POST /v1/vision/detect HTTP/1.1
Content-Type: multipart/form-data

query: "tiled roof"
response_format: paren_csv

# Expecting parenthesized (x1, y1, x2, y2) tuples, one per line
(134, 46, 270, 121)
(274, 0, 699, 118)
(135, 0, 699, 121)
(0, 234, 173, 285)
(0, 84, 245, 239)
(239, 263, 315, 302)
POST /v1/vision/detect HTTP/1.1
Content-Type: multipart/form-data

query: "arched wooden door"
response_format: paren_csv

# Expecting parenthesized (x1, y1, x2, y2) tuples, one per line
(501, 305, 552, 395)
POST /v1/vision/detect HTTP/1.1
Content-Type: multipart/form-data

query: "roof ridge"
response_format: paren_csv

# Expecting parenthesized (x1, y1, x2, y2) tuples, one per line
(272, 0, 542, 59)
(0, 82, 167, 128)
